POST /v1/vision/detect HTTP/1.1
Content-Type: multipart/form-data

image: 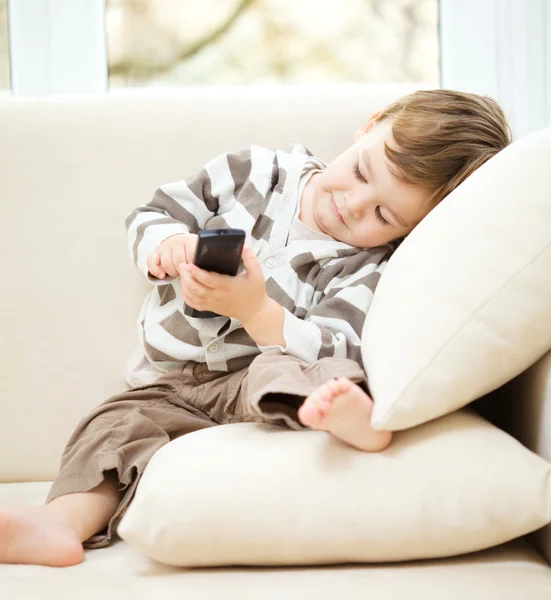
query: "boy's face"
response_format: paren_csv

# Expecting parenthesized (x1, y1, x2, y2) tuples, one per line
(302, 115, 434, 248)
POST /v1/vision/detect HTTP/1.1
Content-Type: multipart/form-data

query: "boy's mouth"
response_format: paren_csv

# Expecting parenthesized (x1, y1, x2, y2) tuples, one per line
(331, 195, 347, 227)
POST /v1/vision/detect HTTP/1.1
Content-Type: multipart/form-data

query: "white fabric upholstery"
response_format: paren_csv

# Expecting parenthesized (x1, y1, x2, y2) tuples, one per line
(117, 411, 551, 566)
(2, 482, 551, 599)
(0, 84, 415, 482)
(1, 85, 550, 593)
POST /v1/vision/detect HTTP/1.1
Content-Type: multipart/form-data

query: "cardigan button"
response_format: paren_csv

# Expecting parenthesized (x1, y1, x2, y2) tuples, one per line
(266, 258, 277, 269)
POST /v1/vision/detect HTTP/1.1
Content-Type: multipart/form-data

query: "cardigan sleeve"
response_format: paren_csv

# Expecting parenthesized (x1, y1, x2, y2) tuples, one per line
(125, 147, 266, 284)
(258, 247, 393, 370)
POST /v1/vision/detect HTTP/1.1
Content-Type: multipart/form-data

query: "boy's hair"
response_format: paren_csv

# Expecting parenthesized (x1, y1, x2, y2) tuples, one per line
(376, 89, 512, 205)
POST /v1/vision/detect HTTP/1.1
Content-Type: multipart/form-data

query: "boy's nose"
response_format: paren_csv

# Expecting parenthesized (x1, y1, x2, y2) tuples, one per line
(345, 191, 370, 215)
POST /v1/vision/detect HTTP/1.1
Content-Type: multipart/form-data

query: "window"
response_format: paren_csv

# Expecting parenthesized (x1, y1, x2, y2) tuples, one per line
(106, 0, 439, 88)
(0, 0, 9, 91)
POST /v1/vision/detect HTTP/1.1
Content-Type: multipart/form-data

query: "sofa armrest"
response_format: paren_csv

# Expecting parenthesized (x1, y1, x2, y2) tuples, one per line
(478, 349, 551, 565)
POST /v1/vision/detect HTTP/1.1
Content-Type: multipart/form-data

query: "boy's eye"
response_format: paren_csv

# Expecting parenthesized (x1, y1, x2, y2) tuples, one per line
(353, 162, 367, 183)
(375, 206, 390, 225)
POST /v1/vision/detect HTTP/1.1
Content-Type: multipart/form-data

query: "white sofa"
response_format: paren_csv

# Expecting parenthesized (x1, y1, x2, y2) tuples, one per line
(1, 85, 550, 599)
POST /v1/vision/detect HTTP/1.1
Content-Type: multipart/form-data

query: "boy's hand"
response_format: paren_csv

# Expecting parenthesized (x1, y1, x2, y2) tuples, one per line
(178, 245, 267, 322)
(147, 233, 198, 279)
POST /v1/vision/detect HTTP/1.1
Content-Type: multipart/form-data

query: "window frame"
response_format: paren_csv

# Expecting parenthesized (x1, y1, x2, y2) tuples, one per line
(7, 0, 107, 95)
(439, 0, 551, 138)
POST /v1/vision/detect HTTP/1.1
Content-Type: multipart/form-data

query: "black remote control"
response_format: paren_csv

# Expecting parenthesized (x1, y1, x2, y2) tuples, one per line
(183, 228, 246, 318)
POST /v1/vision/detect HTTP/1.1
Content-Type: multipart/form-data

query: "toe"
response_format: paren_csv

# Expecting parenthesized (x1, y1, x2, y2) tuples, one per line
(318, 385, 334, 404)
(308, 386, 328, 407)
(298, 400, 323, 428)
(335, 377, 353, 393)
(327, 378, 341, 395)
(317, 399, 332, 415)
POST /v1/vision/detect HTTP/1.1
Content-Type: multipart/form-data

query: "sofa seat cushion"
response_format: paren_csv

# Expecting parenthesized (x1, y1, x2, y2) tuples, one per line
(1, 482, 551, 600)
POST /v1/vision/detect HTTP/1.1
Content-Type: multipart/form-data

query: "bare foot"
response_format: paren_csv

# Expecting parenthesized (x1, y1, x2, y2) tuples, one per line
(298, 377, 393, 452)
(0, 505, 84, 567)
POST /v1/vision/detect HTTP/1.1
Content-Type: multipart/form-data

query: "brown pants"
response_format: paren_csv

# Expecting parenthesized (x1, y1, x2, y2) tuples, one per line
(45, 350, 367, 549)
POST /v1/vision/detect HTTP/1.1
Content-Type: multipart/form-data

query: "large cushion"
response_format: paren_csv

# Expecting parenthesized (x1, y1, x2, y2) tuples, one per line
(117, 410, 551, 567)
(362, 127, 551, 431)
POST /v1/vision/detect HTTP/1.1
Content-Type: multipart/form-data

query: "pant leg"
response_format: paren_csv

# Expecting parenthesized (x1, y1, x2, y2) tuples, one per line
(45, 352, 365, 549)
(240, 349, 369, 430)
(45, 364, 218, 549)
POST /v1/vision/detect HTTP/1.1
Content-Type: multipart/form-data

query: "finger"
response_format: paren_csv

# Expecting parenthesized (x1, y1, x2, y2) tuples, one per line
(177, 262, 189, 278)
(241, 244, 263, 278)
(146, 252, 166, 279)
(183, 234, 198, 263)
(181, 285, 206, 311)
(180, 289, 198, 310)
(171, 247, 188, 272)
(184, 264, 218, 289)
(159, 249, 180, 278)
(181, 269, 210, 299)
(184, 239, 195, 264)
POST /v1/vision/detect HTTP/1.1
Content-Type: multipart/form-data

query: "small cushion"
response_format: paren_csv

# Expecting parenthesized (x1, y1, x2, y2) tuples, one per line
(362, 127, 551, 431)
(117, 411, 551, 567)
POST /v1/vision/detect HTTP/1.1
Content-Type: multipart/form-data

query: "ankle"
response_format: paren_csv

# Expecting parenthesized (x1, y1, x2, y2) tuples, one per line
(45, 474, 122, 542)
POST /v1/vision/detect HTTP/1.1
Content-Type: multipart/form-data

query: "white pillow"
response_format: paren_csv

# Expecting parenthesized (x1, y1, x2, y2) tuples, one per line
(117, 411, 551, 567)
(362, 127, 551, 431)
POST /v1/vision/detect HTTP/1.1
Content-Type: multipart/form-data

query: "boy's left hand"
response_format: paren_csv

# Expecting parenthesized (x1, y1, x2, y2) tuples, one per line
(178, 245, 268, 323)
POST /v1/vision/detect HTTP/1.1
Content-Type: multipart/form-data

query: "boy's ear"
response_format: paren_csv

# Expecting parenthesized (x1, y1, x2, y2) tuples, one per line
(354, 111, 381, 142)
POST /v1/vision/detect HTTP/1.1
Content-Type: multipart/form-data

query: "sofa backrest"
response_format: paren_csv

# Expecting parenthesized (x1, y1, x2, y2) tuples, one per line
(0, 84, 417, 482)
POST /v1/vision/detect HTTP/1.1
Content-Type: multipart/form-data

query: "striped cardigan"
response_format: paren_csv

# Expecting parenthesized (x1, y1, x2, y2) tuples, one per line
(125, 144, 395, 380)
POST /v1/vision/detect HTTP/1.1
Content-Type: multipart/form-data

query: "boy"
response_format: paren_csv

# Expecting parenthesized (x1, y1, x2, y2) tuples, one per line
(0, 90, 511, 567)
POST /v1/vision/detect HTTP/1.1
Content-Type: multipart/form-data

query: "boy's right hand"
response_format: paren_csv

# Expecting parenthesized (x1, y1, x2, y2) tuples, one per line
(146, 233, 198, 279)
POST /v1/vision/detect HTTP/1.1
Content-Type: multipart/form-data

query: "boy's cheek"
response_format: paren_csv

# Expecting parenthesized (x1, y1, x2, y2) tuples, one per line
(321, 171, 349, 192)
